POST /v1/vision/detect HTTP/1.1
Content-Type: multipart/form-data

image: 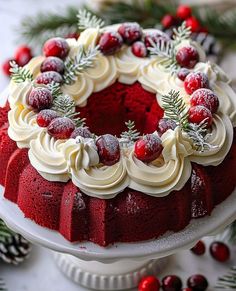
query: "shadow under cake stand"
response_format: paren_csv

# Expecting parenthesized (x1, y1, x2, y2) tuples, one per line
(0, 187, 236, 290)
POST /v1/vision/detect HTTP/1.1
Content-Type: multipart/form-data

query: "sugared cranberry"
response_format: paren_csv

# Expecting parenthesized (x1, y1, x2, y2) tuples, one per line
(131, 41, 147, 58)
(188, 105, 213, 128)
(43, 37, 69, 59)
(191, 240, 206, 256)
(176, 5, 192, 20)
(65, 32, 80, 39)
(70, 127, 92, 139)
(184, 72, 209, 95)
(41, 57, 65, 74)
(177, 68, 190, 81)
(2, 59, 14, 76)
(176, 46, 199, 69)
(35, 71, 63, 85)
(144, 32, 169, 48)
(187, 275, 208, 291)
(96, 134, 120, 166)
(48, 117, 75, 139)
(134, 134, 163, 163)
(118, 22, 142, 44)
(161, 14, 176, 29)
(186, 17, 201, 33)
(138, 276, 161, 291)
(162, 275, 182, 291)
(190, 89, 219, 113)
(210, 241, 230, 262)
(14, 45, 32, 66)
(28, 87, 53, 111)
(99, 32, 123, 55)
(157, 118, 177, 136)
(36, 109, 59, 127)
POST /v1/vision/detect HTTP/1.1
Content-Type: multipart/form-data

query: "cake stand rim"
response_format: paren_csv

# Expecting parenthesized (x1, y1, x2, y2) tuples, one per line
(0, 187, 236, 263)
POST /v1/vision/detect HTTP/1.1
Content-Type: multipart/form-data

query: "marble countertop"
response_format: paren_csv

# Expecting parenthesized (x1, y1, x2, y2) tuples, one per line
(0, 1, 236, 290)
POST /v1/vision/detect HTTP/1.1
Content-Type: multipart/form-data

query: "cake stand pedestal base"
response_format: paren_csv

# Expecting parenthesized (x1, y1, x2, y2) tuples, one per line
(53, 252, 168, 290)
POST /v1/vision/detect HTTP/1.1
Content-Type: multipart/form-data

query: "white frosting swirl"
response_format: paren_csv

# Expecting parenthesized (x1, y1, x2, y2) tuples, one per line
(8, 81, 33, 108)
(28, 131, 69, 182)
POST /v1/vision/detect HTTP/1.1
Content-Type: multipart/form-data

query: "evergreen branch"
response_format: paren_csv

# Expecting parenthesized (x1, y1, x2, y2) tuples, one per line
(77, 9, 105, 31)
(120, 120, 140, 144)
(10, 61, 33, 83)
(227, 220, 236, 244)
(46, 82, 62, 98)
(0, 220, 14, 243)
(172, 21, 191, 45)
(215, 266, 236, 289)
(63, 45, 100, 85)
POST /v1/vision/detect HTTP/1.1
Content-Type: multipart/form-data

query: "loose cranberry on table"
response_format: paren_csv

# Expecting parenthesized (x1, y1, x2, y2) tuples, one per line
(184, 72, 209, 95)
(162, 275, 182, 291)
(190, 89, 219, 114)
(47, 117, 75, 139)
(131, 41, 148, 58)
(36, 109, 59, 127)
(118, 22, 142, 44)
(161, 14, 176, 29)
(176, 5, 192, 20)
(40, 57, 65, 74)
(99, 31, 123, 55)
(177, 68, 190, 81)
(14, 45, 32, 66)
(138, 276, 161, 291)
(134, 134, 163, 163)
(28, 87, 53, 111)
(2, 59, 14, 76)
(96, 134, 120, 166)
(191, 240, 206, 256)
(188, 105, 213, 128)
(185, 17, 201, 33)
(209, 241, 230, 262)
(43, 37, 69, 59)
(176, 46, 199, 69)
(187, 275, 208, 291)
(35, 71, 63, 85)
(157, 118, 177, 136)
(70, 127, 92, 139)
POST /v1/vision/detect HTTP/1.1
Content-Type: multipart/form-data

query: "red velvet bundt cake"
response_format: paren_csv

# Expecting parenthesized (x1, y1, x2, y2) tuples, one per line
(0, 20, 236, 246)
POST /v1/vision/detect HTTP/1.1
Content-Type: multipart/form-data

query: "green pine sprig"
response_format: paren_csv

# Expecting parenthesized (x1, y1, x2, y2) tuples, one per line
(46, 82, 62, 98)
(0, 220, 14, 244)
(172, 21, 191, 45)
(77, 9, 105, 31)
(120, 120, 140, 144)
(10, 61, 33, 83)
(63, 45, 100, 85)
(215, 266, 236, 289)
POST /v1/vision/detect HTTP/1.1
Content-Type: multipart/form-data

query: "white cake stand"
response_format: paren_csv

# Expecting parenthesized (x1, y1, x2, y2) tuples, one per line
(0, 186, 236, 290)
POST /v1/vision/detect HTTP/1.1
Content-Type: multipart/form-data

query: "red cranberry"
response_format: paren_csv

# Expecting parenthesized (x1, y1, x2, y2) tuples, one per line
(48, 117, 75, 139)
(190, 89, 219, 114)
(210, 241, 230, 262)
(41, 57, 64, 74)
(177, 68, 190, 81)
(162, 275, 182, 291)
(187, 275, 208, 291)
(65, 32, 80, 39)
(118, 22, 142, 44)
(191, 240, 206, 256)
(157, 118, 177, 136)
(99, 32, 123, 55)
(36, 109, 59, 127)
(176, 46, 199, 69)
(43, 37, 69, 59)
(184, 72, 209, 95)
(188, 105, 213, 128)
(186, 17, 201, 33)
(176, 5, 192, 20)
(70, 127, 92, 139)
(144, 32, 169, 48)
(138, 276, 161, 291)
(14, 45, 32, 66)
(161, 14, 176, 29)
(2, 59, 14, 76)
(134, 134, 163, 163)
(131, 41, 147, 58)
(96, 134, 120, 166)
(35, 71, 63, 85)
(28, 87, 53, 111)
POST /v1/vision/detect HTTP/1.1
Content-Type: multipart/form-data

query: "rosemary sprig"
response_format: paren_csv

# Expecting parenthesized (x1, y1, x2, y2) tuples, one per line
(215, 266, 236, 289)
(120, 120, 140, 144)
(63, 45, 100, 85)
(9, 61, 33, 83)
(172, 21, 191, 46)
(77, 9, 105, 31)
(46, 82, 62, 98)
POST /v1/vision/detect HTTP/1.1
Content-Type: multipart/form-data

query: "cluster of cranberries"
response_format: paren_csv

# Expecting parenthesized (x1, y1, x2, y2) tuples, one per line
(138, 274, 208, 291)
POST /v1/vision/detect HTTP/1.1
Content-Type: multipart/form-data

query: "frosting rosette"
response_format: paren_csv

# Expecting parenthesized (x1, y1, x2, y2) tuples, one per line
(8, 81, 33, 108)
(28, 131, 69, 182)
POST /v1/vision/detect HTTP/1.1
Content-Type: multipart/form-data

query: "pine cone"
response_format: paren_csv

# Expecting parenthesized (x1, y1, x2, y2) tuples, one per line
(0, 234, 31, 265)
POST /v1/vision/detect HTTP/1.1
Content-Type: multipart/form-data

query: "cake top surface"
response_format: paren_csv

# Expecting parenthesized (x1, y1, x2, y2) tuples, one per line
(6, 15, 236, 199)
